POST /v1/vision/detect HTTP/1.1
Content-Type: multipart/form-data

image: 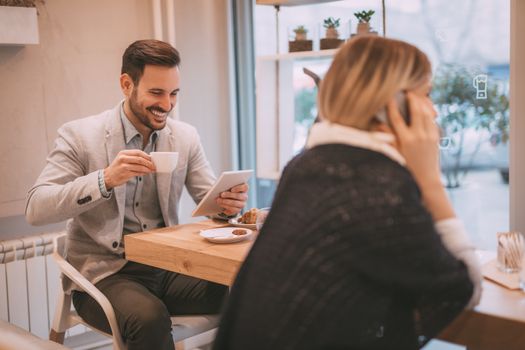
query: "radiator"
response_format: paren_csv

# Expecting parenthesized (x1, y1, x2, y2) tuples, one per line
(0, 232, 89, 340)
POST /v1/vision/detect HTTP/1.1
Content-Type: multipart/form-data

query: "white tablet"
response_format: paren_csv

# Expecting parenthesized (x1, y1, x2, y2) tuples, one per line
(191, 170, 253, 217)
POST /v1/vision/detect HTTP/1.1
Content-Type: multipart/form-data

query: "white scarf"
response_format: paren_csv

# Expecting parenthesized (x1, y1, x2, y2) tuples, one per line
(306, 121, 406, 166)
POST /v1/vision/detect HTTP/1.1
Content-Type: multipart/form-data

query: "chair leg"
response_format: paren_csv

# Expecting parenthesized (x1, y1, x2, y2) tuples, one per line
(49, 329, 65, 344)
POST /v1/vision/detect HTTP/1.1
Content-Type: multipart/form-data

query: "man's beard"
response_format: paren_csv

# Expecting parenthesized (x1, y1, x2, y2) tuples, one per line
(129, 90, 170, 131)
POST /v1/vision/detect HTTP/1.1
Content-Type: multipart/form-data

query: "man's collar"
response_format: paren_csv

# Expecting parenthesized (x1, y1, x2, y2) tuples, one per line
(119, 101, 159, 145)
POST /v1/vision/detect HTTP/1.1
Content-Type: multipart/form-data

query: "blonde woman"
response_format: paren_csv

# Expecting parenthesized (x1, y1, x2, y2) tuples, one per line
(214, 36, 481, 350)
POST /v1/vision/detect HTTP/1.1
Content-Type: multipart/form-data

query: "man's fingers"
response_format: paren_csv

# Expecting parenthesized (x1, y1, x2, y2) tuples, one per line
(221, 208, 238, 216)
(216, 183, 248, 217)
(230, 183, 249, 193)
(220, 191, 248, 201)
(119, 149, 150, 157)
(120, 154, 156, 171)
(217, 197, 245, 209)
(124, 163, 155, 175)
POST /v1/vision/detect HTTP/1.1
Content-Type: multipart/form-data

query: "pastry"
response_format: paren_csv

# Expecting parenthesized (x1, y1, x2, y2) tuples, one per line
(232, 229, 247, 236)
(240, 208, 258, 224)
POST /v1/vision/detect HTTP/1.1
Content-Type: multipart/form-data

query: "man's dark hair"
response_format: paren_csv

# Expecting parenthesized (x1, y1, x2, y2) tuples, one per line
(121, 39, 181, 84)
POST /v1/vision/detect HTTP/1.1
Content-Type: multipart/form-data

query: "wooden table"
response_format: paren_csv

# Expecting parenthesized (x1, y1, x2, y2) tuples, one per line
(124, 220, 254, 286)
(125, 223, 525, 349)
(438, 251, 525, 349)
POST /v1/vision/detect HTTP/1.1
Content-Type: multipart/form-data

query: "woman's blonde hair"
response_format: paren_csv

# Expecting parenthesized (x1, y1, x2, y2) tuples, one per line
(318, 36, 431, 129)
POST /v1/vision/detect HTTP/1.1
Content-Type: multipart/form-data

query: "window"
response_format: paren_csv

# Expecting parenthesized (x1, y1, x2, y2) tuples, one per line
(386, 0, 510, 250)
(249, 0, 511, 250)
(253, 0, 383, 207)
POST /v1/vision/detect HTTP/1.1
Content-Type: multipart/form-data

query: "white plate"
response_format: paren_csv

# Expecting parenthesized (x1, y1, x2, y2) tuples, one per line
(228, 217, 257, 230)
(200, 227, 254, 244)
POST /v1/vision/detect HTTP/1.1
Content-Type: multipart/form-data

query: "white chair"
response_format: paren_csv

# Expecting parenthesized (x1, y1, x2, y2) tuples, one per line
(49, 233, 219, 350)
(0, 320, 69, 350)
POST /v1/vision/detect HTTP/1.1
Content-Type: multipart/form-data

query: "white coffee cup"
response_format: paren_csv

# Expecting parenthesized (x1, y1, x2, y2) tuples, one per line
(150, 152, 179, 173)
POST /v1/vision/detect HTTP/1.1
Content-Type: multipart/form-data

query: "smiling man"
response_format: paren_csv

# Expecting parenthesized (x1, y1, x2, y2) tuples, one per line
(25, 40, 247, 350)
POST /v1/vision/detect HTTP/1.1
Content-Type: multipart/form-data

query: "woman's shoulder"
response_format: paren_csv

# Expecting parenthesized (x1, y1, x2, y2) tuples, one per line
(286, 144, 414, 184)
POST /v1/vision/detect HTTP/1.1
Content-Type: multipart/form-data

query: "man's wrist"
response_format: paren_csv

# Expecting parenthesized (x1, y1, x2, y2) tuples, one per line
(98, 169, 112, 198)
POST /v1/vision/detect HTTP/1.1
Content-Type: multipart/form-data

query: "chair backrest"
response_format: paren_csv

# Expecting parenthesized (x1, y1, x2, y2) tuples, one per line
(49, 234, 220, 350)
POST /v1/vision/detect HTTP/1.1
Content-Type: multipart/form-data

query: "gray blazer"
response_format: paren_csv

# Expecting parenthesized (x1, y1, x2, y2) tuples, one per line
(25, 103, 216, 292)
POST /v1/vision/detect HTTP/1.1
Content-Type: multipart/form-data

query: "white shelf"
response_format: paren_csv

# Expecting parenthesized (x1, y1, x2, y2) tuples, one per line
(258, 48, 338, 61)
(0, 6, 39, 46)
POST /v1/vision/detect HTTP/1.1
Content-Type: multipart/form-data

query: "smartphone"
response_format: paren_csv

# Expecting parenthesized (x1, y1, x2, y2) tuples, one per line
(375, 92, 410, 126)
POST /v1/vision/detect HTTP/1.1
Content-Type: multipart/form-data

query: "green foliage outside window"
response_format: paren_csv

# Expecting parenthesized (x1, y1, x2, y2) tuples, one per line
(294, 88, 317, 127)
(292, 65, 509, 189)
(431, 64, 509, 188)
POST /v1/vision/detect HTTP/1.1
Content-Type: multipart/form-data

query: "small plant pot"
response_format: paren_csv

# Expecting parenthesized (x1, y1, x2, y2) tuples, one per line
(325, 27, 339, 39)
(357, 22, 370, 35)
(295, 32, 307, 41)
(289, 40, 313, 52)
(320, 38, 344, 50)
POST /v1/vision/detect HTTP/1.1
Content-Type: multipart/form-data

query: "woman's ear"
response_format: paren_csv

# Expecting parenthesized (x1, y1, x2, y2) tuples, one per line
(120, 74, 134, 97)
(375, 123, 394, 134)
(370, 119, 394, 134)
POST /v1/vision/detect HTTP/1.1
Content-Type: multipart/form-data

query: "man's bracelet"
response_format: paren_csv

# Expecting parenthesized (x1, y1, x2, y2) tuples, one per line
(98, 170, 112, 198)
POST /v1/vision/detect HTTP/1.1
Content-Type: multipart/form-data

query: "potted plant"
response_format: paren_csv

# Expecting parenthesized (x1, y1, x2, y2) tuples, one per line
(324, 17, 340, 39)
(293, 25, 308, 41)
(320, 17, 344, 50)
(289, 24, 313, 52)
(354, 10, 375, 35)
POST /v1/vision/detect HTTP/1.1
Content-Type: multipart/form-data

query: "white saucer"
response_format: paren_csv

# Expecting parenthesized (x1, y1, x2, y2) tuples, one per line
(200, 227, 254, 244)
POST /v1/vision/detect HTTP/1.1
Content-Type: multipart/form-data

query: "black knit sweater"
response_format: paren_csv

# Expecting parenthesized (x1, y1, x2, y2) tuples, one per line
(214, 144, 473, 350)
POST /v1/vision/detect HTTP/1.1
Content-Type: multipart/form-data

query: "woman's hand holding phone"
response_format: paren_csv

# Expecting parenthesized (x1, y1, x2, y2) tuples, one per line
(387, 92, 439, 187)
(387, 92, 455, 221)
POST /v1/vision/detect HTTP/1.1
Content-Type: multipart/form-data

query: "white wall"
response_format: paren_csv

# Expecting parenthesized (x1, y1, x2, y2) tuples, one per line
(0, 0, 153, 219)
(0, 0, 153, 238)
(0, 0, 235, 236)
(171, 0, 236, 223)
(173, 0, 234, 172)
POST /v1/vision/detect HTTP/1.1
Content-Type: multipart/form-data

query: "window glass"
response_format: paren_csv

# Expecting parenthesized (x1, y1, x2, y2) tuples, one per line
(386, 0, 510, 250)
(253, 0, 510, 251)
(254, 0, 382, 207)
